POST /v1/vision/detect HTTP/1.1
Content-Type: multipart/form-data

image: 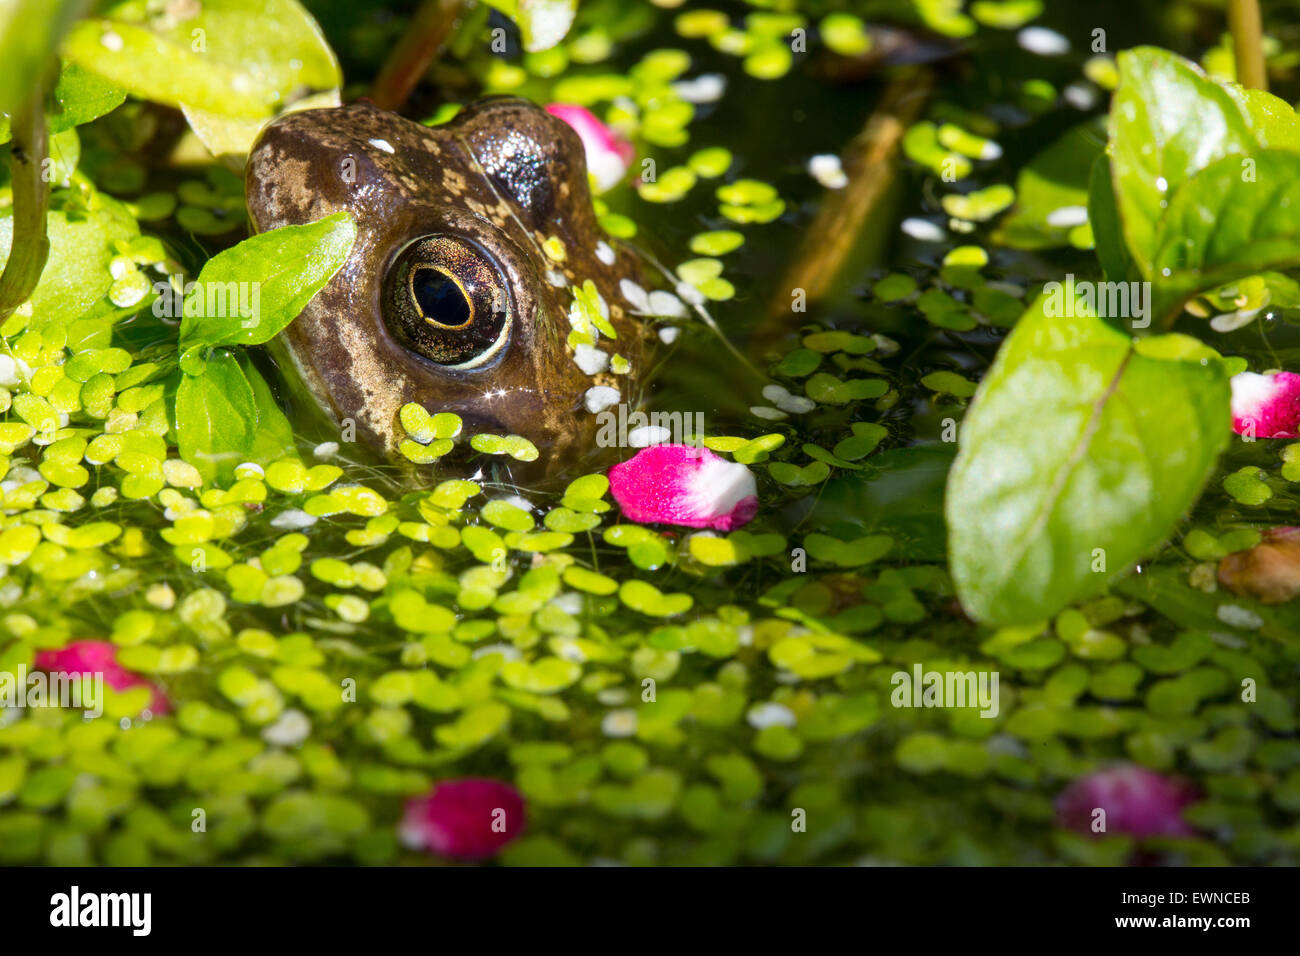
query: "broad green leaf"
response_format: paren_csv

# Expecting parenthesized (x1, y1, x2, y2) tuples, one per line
(1225, 85, 1300, 152)
(946, 294, 1230, 625)
(179, 211, 355, 350)
(1086, 154, 1133, 283)
(0, 187, 140, 324)
(0, 60, 126, 145)
(62, 0, 339, 135)
(1109, 47, 1257, 275)
(49, 60, 125, 134)
(994, 121, 1103, 250)
(1150, 150, 1300, 320)
(0, 0, 84, 118)
(175, 351, 258, 485)
(483, 0, 578, 52)
(239, 353, 296, 467)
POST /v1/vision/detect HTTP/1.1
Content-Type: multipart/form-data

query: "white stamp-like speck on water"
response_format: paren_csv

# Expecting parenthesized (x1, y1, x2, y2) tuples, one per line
(595, 241, 616, 265)
(574, 344, 609, 375)
(368, 138, 396, 153)
(1216, 604, 1263, 629)
(902, 217, 946, 242)
(584, 385, 620, 413)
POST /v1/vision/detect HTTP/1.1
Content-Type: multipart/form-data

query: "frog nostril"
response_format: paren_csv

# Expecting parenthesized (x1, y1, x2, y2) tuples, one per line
(411, 267, 473, 329)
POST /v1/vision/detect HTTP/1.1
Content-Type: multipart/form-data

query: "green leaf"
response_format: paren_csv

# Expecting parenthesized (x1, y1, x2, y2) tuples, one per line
(946, 294, 1231, 625)
(175, 352, 258, 485)
(0, 187, 141, 324)
(239, 353, 296, 467)
(1086, 154, 1133, 283)
(62, 0, 340, 130)
(1225, 85, 1300, 151)
(1108, 47, 1257, 276)
(179, 211, 355, 350)
(994, 122, 1103, 250)
(0, 0, 84, 119)
(0, 61, 126, 145)
(1150, 150, 1300, 320)
(483, 0, 578, 52)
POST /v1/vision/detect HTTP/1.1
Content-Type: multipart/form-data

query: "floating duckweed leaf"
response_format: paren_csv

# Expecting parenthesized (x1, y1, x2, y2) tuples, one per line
(1222, 467, 1272, 506)
(872, 273, 918, 302)
(562, 566, 619, 595)
(639, 166, 697, 203)
(769, 632, 880, 679)
(921, 370, 978, 397)
(803, 331, 873, 355)
(942, 184, 1016, 222)
(688, 534, 744, 566)
(431, 479, 481, 510)
(775, 349, 821, 378)
(461, 525, 507, 564)
(434, 701, 510, 749)
(769, 461, 831, 486)
(399, 403, 462, 444)
(482, 500, 535, 532)
(544, 507, 602, 533)
(502, 657, 582, 693)
(804, 372, 887, 404)
(618, 580, 693, 616)
(470, 433, 540, 462)
(804, 533, 892, 567)
(903, 122, 972, 179)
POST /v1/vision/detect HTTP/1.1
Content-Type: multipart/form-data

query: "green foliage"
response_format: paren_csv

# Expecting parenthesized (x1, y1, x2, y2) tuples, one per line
(947, 296, 1230, 625)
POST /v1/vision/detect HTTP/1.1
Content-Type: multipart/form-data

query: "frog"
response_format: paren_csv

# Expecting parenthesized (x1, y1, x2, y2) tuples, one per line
(244, 96, 657, 477)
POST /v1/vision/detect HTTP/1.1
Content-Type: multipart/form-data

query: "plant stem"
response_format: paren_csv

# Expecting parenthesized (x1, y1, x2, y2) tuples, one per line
(370, 0, 467, 110)
(0, 85, 51, 319)
(1228, 0, 1268, 91)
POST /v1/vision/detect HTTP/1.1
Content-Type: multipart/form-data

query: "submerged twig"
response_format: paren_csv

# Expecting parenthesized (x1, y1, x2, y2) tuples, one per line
(370, 0, 468, 110)
(0, 85, 51, 319)
(1228, 0, 1268, 92)
(750, 66, 935, 360)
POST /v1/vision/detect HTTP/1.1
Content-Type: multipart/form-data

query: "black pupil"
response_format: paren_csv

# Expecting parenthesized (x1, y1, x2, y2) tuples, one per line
(412, 268, 471, 327)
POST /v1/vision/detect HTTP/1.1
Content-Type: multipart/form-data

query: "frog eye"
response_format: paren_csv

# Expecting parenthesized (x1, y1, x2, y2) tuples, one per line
(382, 235, 512, 369)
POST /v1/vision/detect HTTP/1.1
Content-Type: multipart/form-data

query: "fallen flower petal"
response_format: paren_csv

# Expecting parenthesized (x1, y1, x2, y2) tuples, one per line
(546, 103, 634, 194)
(609, 444, 758, 531)
(34, 640, 170, 715)
(1230, 370, 1300, 438)
(399, 778, 526, 860)
(1218, 526, 1300, 604)
(1056, 764, 1198, 839)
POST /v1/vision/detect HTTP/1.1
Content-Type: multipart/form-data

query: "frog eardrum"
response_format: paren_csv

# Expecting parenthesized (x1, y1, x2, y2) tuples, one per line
(382, 234, 512, 369)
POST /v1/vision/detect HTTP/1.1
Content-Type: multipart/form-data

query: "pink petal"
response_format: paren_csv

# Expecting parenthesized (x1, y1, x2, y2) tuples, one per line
(609, 444, 759, 531)
(400, 778, 526, 861)
(1230, 371, 1300, 438)
(1056, 764, 1199, 839)
(546, 103, 634, 193)
(34, 639, 170, 715)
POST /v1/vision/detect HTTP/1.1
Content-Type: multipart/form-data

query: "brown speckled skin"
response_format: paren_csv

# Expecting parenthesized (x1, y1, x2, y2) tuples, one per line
(244, 97, 648, 473)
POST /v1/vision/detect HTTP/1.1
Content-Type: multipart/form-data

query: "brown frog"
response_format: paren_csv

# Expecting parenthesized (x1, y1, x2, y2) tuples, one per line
(244, 97, 656, 476)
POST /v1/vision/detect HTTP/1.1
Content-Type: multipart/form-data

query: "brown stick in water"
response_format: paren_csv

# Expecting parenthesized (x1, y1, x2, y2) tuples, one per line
(370, 0, 467, 111)
(751, 66, 934, 360)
